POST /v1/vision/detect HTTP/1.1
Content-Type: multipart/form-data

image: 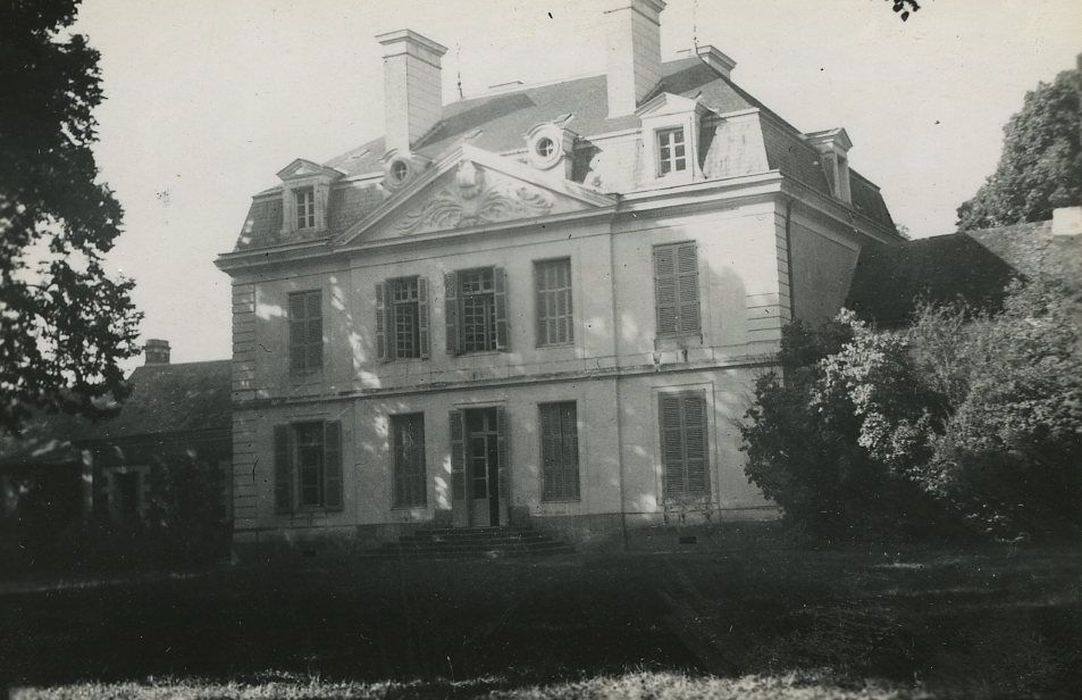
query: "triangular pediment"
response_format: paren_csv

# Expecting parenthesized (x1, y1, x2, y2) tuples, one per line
(335, 145, 616, 246)
(277, 158, 344, 181)
(635, 92, 706, 119)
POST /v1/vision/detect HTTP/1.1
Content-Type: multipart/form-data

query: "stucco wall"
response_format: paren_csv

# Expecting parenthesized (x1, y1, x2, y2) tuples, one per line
(787, 214, 862, 326)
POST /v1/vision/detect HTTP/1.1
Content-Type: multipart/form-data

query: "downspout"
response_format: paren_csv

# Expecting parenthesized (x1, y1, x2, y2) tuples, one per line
(783, 196, 796, 323)
(607, 201, 630, 552)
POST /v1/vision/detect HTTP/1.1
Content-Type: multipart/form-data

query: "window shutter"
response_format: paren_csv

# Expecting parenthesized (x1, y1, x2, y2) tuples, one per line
(654, 246, 678, 335)
(659, 394, 685, 499)
(493, 266, 510, 351)
(444, 272, 459, 356)
(684, 394, 708, 495)
(449, 410, 465, 500)
(496, 405, 510, 498)
(562, 403, 580, 500)
(375, 282, 387, 362)
(323, 420, 343, 510)
(417, 276, 430, 359)
(273, 424, 293, 514)
(676, 243, 701, 334)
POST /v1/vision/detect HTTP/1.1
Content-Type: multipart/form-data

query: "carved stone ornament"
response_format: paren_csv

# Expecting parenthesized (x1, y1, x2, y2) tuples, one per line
(393, 161, 554, 234)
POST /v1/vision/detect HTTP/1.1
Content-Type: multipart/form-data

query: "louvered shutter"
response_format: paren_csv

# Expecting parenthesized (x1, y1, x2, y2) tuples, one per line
(659, 395, 685, 499)
(273, 424, 293, 514)
(444, 272, 459, 356)
(493, 266, 510, 351)
(496, 405, 510, 498)
(323, 420, 343, 510)
(676, 243, 701, 334)
(654, 246, 678, 335)
(561, 403, 580, 500)
(375, 282, 387, 362)
(417, 277, 430, 359)
(683, 394, 708, 495)
(449, 409, 465, 500)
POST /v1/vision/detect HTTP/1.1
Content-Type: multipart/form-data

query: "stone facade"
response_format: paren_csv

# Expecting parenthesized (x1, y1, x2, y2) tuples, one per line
(215, 6, 900, 553)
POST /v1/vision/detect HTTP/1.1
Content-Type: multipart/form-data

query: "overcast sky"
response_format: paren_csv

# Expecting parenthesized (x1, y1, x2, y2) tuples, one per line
(72, 0, 1080, 365)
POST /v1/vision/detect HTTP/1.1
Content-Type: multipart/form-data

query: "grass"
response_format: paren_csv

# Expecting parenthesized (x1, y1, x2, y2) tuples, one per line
(3, 544, 1080, 698)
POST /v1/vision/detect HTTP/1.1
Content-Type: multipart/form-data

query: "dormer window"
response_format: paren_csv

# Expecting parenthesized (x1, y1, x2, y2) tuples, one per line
(390, 160, 409, 184)
(657, 128, 687, 175)
(524, 122, 576, 177)
(295, 187, 316, 230)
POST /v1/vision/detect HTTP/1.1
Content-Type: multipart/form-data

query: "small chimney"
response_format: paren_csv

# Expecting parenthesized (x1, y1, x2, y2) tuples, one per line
(1052, 206, 1082, 237)
(605, 0, 666, 117)
(144, 338, 170, 365)
(695, 45, 736, 80)
(376, 29, 448, 153)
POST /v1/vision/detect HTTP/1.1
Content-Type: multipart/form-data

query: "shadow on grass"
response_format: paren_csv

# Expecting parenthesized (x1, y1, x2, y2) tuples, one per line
(2, 545, 1080, 698)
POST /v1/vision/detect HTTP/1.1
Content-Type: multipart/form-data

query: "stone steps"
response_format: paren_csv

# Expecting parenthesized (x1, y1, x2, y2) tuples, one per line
(374, 525, 573, 559)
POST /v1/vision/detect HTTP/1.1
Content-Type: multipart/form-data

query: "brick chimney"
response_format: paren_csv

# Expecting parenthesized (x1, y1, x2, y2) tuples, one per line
(605, 0, 666, 117)
(376, 29, 448, 153)
(144, 338, 170, 365)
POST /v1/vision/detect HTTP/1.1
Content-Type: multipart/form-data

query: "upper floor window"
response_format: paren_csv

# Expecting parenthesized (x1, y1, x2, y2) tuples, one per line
(535, 258, 573, 346)
(375, 276, 430, 361)
(653, 242, 701, 336)
(445, 267, 509, 355)
(273, 420, 342, 513)
(288, 290, 323, 372)
(295, 187, 316, 230)
(657, 128, 687, 175)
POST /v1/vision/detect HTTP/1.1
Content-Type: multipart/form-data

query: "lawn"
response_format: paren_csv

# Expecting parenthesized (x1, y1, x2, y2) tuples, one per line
(2, 544, 1080, 698)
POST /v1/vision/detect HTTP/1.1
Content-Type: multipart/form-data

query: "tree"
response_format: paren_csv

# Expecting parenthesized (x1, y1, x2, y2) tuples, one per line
(741, 280, 1082, 541)
(956, 68, 1082, 231)
(0, 1, 142, 433)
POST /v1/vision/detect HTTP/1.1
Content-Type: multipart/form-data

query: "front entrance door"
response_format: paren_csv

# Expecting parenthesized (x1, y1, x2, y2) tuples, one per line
(466, 408, 500, 527)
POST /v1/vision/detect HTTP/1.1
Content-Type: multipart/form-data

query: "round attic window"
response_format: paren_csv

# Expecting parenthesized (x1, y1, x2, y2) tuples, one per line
(390, 159, 409, 183)
(536, 137, 555, 158)
(526, 126, 568, 171)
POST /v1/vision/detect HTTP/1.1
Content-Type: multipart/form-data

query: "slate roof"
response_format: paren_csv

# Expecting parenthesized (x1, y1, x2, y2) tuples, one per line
(235, 56, 895, 251)
(0, 360, 232, 470)
(847, 219, 1082, 327)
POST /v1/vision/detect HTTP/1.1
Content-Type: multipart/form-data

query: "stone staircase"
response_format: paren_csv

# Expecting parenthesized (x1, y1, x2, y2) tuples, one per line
(375, 525, 574, 559)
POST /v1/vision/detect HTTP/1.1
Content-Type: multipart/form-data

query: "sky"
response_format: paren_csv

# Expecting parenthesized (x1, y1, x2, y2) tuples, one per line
(71, 0, 1081, 365)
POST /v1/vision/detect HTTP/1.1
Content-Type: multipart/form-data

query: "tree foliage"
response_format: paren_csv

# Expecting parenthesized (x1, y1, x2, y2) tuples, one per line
(0, 1, 142, 433)
(957, 68, 1082, 231)
(742, 280, 1082, 541)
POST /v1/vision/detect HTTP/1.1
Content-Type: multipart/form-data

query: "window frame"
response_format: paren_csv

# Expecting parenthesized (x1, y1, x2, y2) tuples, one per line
(294, 186, 316, 230)
(656, 127, 687, 176)
(534, 257, 574, 348)
(652, 241, 702, 338)
(538, 401, 581, 502)
(657, 391, 710, 502)
(391, 412, 427, 509)
(288, 290, 323, 374)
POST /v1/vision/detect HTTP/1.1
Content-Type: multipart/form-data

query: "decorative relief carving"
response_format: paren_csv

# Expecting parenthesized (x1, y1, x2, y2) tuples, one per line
(393, 161, 554, 234)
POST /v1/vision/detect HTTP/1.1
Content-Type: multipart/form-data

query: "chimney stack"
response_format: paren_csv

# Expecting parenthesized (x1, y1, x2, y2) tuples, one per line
(144, 339, 170, 365)
(605, 0, 666, 117)
(376, 29, 448, 153)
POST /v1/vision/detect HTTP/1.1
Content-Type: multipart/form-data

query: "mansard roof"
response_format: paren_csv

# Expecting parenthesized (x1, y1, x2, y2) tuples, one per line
(233, 56, 895, 252)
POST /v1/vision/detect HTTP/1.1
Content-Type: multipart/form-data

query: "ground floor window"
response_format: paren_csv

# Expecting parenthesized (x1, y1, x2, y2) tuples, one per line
(392, 413, 426, 507)
(274, 420, 342, 513)
(659, 392, 709, 500)
(540, 401, 580, 501)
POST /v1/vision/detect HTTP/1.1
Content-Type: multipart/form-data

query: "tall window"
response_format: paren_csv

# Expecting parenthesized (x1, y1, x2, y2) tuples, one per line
(274, 421, 342, 512)
(657, 127, 687, 175)
(540, 401, 580, 501)
(659, 392, 709, 500)
(445, 267, 509, 355)
(376, 277, 429, 361)
(288, 290, 323, 372)
(653, 242, 701, 336)
(392, 413, 426, 508)
(295, 422, 325, 507)
(295, 187, 316, 229)
(535, 258, 573, 346)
